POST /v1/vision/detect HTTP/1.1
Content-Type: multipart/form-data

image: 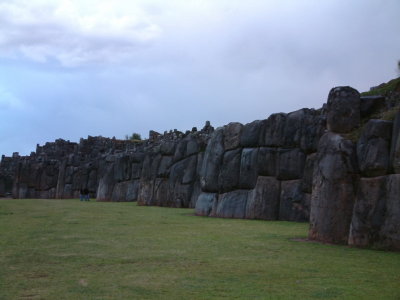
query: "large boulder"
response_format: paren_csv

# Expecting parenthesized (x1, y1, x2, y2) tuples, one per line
(111, 180, 139, 202)
(168, 182, 193, 207)
(186, 138, 199, 156)
(182, 155, 198, 184)
(390, 110, 400, 173)
(152, 178, 170, 206)
(378, 174, 400, 250)
(357, 119, 392, 177)
(195, 192, 218, 216)
(348, 176, 387, 248)
(239, 148, 259, 189)
(200, 129, 224, 192)
(259, 113, 287, 147)
(113, 154, 131, 182)
(360, 95, 386, 118)
(212, 190, 249, 219)
(301, 153, 317, 193)
(283, 109, 326, 152)
(240, 120, 263, 147)
(245, 176, 280, 220)
(276, 148, 306, 180)
(96, 163, 115, 201)
(131, 162, 143, 179)
(326, 86, 360, 133)
(137, 179, 154, 205)
(279, 180, 309, 222)
(224, 122, 243, 150)
(349, 174, 400, 250)
(160, 141, 176, 155)
(173, 140, 188, 162)
(309, 132, 358, 244)
(259, 109, 325, 152)
(257, 147, 278, 176)
(157, 156, 173, 178)
(218, 149, 241, 193)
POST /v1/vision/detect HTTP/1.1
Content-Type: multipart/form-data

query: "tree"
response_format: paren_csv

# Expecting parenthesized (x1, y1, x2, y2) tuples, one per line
(398, 60, 400, 76)
(125, 132, 142, 141)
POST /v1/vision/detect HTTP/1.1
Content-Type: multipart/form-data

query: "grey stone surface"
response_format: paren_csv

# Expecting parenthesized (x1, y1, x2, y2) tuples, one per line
(279, 180, 309, 222)
(259, 113, 287, 147)
(152, 178, 169, 206)
(390, 110, 400, 173)
(200, 129, 224, 192)
(357, 119, 392, 177)
(349, 175, 400, 250)
(218, 149, 241, 193)
(157, 156, 172, 178)
(212, 190, 249, 219)
(173, 140, 187, 162)
(2, 81, 400, 251)
(195, 192, 218, 216)
(186, 138, 199, 156)
(360, 95, 386, 118)
(137, 179, 154, 206)
(301, 153, 317, 193)
(326, 86, 360, 133)
(245, 176, 280, 220)
(259, 109, 325, 152)
(277, 148, 306, 180)
(240, 120, 263, 147)
(239, 148, 259, 189)
(224, 122, 243, 150)
(309, 132, 358, 244)
(182, 155, 198, 184)
(348, 176, 387, 248)
(257, 147, 277, 176)
(379, 174, 400, 250)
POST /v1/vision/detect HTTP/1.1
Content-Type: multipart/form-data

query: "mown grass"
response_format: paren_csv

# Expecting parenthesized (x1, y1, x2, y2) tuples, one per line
(0, 199, 399, 299)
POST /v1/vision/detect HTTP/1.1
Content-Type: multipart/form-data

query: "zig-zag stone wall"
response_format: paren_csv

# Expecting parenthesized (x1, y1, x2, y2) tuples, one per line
(1, 86, 399, 250)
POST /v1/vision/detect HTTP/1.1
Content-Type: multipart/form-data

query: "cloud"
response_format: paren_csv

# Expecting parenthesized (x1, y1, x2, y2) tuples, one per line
(0, 0, 399, 157)
(0, 86, 22, 109)
(0, 0, 161, 67)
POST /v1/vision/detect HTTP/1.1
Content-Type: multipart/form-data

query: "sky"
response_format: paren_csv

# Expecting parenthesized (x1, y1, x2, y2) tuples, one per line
(0, 0, 399, 157)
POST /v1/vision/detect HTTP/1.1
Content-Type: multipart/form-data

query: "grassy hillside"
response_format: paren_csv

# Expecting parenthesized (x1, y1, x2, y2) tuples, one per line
(361, 77, 400, 97)
(0, 199, 399, 299)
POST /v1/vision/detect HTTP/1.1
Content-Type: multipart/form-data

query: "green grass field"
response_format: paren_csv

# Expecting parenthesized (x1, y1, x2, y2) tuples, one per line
(0, 199, 399, 299)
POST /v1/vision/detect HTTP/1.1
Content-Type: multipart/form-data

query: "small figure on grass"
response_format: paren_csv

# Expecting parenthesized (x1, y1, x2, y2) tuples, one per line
(79, 189, 85, 201)
(83, 188, 90, 201)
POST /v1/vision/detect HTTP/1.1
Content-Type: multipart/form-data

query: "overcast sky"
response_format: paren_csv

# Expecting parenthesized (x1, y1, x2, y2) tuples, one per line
(0, 0, 399, 156)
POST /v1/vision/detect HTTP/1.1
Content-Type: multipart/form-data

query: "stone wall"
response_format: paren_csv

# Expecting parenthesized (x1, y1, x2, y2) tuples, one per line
(195, 108, 326, 222)
(95, 125, 212, 206)
(309, 87, 400, 250)
(1, 84, 399, 250)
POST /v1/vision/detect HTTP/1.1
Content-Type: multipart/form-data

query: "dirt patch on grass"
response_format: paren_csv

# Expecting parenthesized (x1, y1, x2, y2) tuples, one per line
(291, 237, 338, 246)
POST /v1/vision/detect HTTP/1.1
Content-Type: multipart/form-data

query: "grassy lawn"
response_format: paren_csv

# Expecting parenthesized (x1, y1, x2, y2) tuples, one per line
(0, 199, 399, 299)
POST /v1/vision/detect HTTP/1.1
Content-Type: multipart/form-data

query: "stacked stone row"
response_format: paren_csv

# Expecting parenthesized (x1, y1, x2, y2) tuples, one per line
(96, 132, 210, 207)
(195, 108, 326, 222)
